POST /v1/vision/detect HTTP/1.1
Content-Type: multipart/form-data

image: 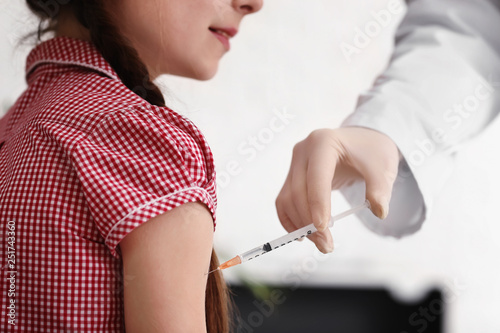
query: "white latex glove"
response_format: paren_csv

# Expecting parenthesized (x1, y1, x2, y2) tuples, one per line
(275, 127, 400, 253)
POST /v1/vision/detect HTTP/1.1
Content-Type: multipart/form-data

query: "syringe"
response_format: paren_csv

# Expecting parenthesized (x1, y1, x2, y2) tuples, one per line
(209, 200, 370, 274)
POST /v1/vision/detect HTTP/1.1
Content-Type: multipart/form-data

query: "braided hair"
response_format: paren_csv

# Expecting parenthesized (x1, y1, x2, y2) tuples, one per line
(24, 1, 232, 332)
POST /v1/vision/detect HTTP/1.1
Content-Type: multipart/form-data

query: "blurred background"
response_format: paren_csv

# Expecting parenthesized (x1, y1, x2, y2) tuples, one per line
(1, 0, 499, 332)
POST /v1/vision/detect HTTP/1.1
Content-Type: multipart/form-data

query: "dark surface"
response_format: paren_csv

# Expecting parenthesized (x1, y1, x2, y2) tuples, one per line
(230, 284, 443, 333)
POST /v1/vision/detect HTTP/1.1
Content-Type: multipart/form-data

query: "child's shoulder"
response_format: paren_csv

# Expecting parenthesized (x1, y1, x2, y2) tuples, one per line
(53, 78, 211, 161)
(37, 65, 191, 140)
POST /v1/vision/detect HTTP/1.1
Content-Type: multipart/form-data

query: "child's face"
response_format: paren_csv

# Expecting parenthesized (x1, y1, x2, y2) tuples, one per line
(111, 0, 263, 80)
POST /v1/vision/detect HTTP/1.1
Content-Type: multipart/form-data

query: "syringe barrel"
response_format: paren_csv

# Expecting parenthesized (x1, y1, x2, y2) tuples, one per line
(239, 246, 267, 263)
(239, 223, 318, 264)
(268, 223, 318, 249)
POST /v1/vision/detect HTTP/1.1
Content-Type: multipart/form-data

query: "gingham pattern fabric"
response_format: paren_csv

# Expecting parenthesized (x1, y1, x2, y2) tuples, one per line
(0, 36, 217, 332)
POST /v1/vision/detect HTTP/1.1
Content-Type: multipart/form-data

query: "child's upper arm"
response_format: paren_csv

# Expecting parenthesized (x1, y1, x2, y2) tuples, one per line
(119, 201, 214, 333)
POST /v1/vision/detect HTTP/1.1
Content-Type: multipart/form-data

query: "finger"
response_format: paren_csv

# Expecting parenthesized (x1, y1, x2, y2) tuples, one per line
(290, 160, 314, 230)
(276, 193, 308, 242)
(361, 164, 398, 220)
(307, 229, 334, 254)
(289, 145, 314, 230)
(276, 181, 309, 242)
(306, 146, 339, 231)
(286, 204, 307, 241)
(275, 160, 306, 236)
(277, 186, 333, 250)
(276, 191, 302, 233)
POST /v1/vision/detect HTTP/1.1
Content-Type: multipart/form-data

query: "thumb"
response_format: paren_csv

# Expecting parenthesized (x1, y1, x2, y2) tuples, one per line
(364, 168, 397, 220)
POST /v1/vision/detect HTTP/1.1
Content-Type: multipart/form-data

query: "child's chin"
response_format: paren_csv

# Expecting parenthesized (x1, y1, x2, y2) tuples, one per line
(190, 63, 219, 81)
(170, 64, 218, 81)
(194, 72, 217, 81)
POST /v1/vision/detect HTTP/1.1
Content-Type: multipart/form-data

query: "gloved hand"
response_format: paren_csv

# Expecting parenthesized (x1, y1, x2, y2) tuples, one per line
(275, 127, 400, 253)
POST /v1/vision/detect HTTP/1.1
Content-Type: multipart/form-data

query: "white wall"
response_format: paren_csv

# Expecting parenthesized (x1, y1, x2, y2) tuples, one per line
(2, 1, 500, 332)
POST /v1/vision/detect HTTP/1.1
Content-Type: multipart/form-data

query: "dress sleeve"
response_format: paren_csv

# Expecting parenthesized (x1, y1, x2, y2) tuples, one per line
(71, 106, 217, 259)
(340, 0, 500, 237)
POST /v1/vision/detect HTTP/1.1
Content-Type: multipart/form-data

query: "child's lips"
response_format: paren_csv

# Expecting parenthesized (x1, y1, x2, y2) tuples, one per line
(209, 27, 237, 51)
(209, 27, 238, 38)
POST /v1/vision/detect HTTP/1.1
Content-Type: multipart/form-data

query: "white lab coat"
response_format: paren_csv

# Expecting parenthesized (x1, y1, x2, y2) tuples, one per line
(340, 0, 500, 238)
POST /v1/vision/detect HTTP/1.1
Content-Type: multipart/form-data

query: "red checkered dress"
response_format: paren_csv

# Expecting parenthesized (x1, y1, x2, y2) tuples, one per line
(0, 36, 217, 332)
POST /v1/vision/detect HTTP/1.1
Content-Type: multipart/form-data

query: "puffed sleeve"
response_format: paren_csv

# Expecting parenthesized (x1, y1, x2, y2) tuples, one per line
(340, 0, 500, 237)
(70, 106, 217, 258)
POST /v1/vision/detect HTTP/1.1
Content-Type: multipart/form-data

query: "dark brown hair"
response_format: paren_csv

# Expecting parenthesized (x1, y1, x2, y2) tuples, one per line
(25, 1, 232, 332)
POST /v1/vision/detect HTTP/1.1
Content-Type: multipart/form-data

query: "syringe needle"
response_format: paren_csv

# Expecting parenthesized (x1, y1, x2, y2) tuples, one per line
(205, 268, 220, 276)
(205, 255, 243, 275)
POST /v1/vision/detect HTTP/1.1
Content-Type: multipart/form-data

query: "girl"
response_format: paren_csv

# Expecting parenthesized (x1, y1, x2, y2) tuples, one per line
(0, 0, 262, 332)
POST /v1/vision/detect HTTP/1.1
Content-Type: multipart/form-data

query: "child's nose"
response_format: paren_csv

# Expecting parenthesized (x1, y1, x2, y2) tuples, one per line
(233, 0, 264, 15)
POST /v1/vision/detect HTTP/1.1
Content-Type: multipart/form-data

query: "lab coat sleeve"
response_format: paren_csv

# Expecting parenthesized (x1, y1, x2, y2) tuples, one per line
(340, 0, 500, 237)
